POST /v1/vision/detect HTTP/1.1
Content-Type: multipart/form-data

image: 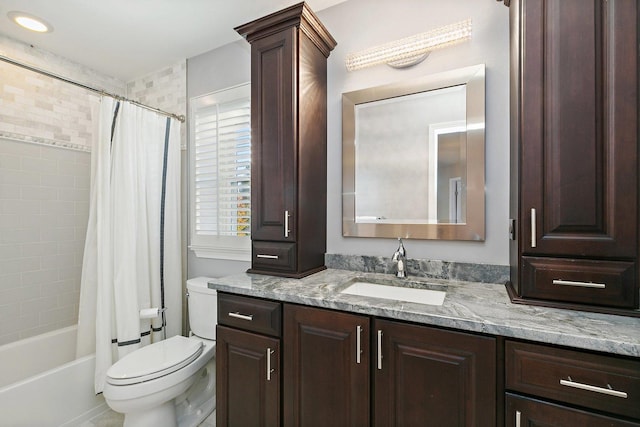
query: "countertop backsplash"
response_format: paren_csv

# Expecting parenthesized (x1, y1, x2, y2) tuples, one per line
(325, 253, 510, 284)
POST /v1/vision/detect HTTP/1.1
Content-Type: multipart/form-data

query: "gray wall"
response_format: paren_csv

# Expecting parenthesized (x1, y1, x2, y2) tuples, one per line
(186, 0, 510, 279)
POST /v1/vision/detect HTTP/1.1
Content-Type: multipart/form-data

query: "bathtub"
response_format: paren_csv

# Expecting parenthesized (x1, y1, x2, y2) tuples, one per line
(0, 325, 107, 427)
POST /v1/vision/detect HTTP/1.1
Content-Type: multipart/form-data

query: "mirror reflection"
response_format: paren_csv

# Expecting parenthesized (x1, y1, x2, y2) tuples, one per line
(342, 64, 485, 240)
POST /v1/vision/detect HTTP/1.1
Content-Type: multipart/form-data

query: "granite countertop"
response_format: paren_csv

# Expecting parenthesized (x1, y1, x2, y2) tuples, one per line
(207, 268, 640, 358)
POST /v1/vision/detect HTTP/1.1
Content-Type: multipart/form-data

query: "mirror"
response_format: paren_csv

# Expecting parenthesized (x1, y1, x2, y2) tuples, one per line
(342, 64, 485, 240)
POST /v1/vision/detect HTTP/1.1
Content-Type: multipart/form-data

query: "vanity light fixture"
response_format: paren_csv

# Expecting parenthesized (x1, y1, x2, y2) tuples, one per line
(345, 19, 472, 71)
(7, 11, 53, 33)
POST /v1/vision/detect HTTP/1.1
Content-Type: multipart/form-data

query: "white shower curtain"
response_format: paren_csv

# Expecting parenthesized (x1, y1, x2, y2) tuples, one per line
(76, 96, 182, 394)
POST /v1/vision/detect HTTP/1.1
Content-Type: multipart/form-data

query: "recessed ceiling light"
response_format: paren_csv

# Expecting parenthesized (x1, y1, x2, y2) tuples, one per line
(7, 11, 53, 33)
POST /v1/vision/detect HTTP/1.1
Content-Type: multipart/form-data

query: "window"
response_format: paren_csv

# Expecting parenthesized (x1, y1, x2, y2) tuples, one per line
(189, 84, 251, 260)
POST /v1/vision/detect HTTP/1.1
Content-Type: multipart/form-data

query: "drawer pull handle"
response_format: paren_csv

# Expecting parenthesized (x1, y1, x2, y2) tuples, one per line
(560, 376, 628, 399)
(377, 330, 383, 370)
(284, 210, 290, 238)
(266, 348, 275, 381)
(257, 254, 279, 259)
(553, 279, 606, 289)
(515, 410, 521, 427)
(356, 325, 362, 364)
(228, 312, 253, 321)
(530, 208, 536, 248)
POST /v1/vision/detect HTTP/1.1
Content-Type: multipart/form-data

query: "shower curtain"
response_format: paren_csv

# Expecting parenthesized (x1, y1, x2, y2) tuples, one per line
(76, 96, 182, 394)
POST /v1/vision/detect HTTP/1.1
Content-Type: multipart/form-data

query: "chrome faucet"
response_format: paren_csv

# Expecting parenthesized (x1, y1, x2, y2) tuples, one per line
(392, 238, 407, 278)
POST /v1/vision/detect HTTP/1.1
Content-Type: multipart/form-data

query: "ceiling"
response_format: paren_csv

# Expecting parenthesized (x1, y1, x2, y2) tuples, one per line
(0, 0, 346, 81)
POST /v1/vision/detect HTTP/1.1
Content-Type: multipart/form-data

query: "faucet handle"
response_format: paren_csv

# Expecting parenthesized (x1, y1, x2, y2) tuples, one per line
(396, 237, 406, 256)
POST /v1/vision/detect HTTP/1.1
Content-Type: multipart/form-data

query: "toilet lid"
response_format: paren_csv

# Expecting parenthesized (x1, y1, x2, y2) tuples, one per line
(106, 335, 203, 386)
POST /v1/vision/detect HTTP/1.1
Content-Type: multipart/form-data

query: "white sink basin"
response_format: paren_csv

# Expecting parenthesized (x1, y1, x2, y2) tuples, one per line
(341, 280, 446, 306)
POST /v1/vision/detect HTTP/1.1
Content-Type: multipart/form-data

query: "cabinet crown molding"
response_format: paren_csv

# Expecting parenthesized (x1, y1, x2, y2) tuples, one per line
(235, 1, 337, 57)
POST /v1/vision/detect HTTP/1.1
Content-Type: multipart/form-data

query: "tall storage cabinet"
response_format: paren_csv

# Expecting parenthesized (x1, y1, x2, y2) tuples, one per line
(507, 0, 640, 313)
(235, 2, 337, 278)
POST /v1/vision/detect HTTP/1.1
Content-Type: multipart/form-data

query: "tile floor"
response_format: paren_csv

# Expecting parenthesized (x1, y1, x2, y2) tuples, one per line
(80, 408, 215, 427)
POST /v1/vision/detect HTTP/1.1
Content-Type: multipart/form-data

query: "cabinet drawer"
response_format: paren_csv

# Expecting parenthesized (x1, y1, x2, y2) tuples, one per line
(521, 257, 636, 308)
(505, 341, 640, 419)
(506, 394, 640, 427)
(252, 241, 296, 272)
(218, 293, 281, 337)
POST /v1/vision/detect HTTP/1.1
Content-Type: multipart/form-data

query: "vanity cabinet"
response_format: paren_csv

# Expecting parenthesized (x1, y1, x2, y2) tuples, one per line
(283, 304, 370, 426)
(505, 340, 640, 426)
(507, 0, 640, 312)
(374, 319, 496, 426)
(216, 293, 282, 427)
(505, 394, 640, 427)
(283, 304, 496, 426)
(235, 2, 336, 278)
(217, 294, 497, 426)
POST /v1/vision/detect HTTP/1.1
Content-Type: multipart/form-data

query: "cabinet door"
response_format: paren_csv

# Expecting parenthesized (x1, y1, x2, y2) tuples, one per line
(216, 325, 280, 427)
(374, 319, 496, 427)
(506, 393, 640, 427)
(283, 304, 369, 426)
(518, 0, 637, 258)
(250, 27, 297, 243)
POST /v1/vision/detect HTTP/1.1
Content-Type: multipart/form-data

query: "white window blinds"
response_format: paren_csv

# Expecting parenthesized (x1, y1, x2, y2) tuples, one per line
(189, 84, 251, 260)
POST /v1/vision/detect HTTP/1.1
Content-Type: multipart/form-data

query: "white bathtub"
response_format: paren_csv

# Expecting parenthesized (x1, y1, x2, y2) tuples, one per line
(0, 326, 107, 427)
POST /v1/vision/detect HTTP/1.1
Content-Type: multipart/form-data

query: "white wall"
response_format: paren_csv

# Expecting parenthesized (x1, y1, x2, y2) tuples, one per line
(187, 0, 510, 279)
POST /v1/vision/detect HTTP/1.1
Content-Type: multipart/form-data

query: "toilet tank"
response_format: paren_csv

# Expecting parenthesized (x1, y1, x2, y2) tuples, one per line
(186, 277, 217, 340)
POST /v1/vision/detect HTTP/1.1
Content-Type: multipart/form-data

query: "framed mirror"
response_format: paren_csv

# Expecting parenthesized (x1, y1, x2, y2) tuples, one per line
(342, 64, 485, 240)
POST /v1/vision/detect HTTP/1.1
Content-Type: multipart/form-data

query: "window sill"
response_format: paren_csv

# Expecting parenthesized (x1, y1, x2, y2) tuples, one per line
(189, 244, 251, 262)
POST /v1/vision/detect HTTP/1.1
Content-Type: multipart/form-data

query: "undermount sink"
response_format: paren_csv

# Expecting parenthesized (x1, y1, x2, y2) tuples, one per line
(340, 278, 446, 306)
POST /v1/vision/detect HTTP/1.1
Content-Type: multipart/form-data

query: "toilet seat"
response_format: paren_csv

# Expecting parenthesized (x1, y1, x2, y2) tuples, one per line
(107, 335, 203, 386)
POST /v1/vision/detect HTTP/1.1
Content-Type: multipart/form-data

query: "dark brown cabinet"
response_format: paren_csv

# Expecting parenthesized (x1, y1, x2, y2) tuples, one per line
(507, 0, 639, 312)
(235, 2, 337, 278)
(506, 394, 640, 427)
(216, 294, 282, 427)
(282, 304, 496, 427)
(216, 292, 639, 426)
(505, 340, 640, 425)
(216, 326, 280, 427)
(374, 319, 497, 427)
(283, 304, 370, 426)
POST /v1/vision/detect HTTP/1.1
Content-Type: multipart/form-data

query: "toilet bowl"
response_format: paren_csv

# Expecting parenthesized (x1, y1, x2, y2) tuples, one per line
(103, 277, 217, 427)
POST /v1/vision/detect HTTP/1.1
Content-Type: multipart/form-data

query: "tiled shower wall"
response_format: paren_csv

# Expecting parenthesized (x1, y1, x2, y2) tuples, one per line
(0, 138, 90, 345)
(0, 34, 126, 150)
(127, 61, 187, 146)
(0, 34, 186, 346)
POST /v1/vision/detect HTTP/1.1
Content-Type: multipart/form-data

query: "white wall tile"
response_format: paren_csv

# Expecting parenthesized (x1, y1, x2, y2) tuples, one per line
(0, 273, 20, 291)
(21, 157, 58, 174)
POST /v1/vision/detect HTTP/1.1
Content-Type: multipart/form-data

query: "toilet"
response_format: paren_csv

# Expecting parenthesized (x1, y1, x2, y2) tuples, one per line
(103, 277, 217, 427)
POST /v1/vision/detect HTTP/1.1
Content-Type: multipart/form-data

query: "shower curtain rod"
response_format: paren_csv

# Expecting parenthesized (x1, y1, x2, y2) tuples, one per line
(0, 54, 185, 123)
